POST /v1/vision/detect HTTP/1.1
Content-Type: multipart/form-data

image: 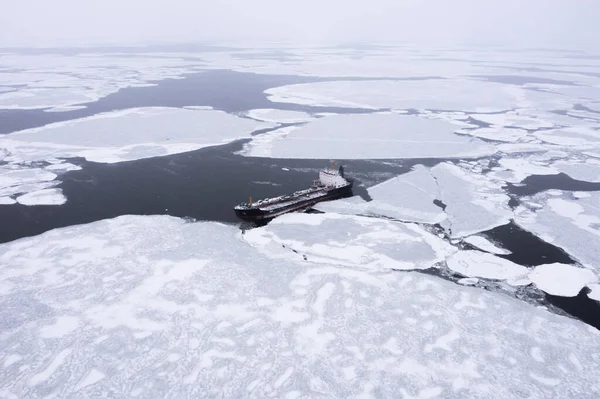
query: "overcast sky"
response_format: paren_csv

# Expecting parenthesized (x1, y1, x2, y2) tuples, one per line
(1, 0, 598, 49)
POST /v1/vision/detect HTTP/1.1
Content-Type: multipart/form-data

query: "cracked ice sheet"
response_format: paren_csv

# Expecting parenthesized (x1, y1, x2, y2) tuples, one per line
(244, 109, 314, 124)
(529, 264, 598, 297)
(0, 107, 273, 164)
(432, 162, 512, 238)
(1, 215, 600, 398)
(0, 88, 98, 110)
(316, 165, 445, 224)
(243, 212, 454, 270)
(240, 113, 495, 159)
(265, 79, 565, 112)
(534, 127, 600, 148)
(516, 192, 600, 272)
(553, 159, 600, 183)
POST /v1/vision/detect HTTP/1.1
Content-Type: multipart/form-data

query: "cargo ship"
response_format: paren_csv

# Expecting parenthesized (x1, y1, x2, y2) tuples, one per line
(234, 163, 353, 221)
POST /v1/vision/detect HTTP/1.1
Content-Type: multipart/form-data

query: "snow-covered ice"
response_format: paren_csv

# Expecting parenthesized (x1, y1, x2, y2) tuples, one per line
(447, 250, 529, 281)
(516, 192, 600, 272)
(265, 79, 531, 112)
(463, 235, 512, 255)
(534, 127, 600, 147)
(243, 212, 454, 271)
(470, 112, 555, 130)
(0, 88, 97, 110)
(43, 105, 88, 113)
(244, 109, 314, 124)
(553, 159, 600, 183)
(431, 162, 512, 238)
(240, 113, 495, 159)
(529, 263, 598, 297)
(16, 188, 67, 206)
(1, 214, 599, 397)
(0, 196, 16, 205)
(456, 127, 528, 143)
(0, 107, 273, 164)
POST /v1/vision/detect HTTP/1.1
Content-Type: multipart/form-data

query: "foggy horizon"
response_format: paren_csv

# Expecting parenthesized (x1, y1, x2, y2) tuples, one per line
(2, 0, 600, 50)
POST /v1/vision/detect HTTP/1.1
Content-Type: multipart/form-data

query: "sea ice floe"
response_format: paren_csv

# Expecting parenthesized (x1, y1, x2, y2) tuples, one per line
(43, 105, 88, 113)
(316, 162, 511, 238)
(316, 165, 445, 224)
(463, 235, 512, 255)
(529, 263, 598, 297)
(16, 188, 67, 206)
(553, 159, 600, 183)
(534, 127, 600, 147)
(244, 109, 314, 124)
(0, 196, 16, 205)
(240, 113, 495, 159)
(516, 192, 600, 272)
(588, 284, 600, 301)
(265, 79, 532, 112)
(490, 157, 558, 183)
(446, 250, 529, 281)
(243, 212, 454, 270)
(0, 88, 98, 110)
(2, 214, 598, 397)
(0, 107, 273, 164)
(469, 112, 555, 129)
(431, 162, 512, 238)
(456, 127, 528, 143)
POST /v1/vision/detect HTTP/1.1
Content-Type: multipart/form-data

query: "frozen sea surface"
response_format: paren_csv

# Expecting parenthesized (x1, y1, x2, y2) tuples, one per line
(529, 263, 598, 297)
(240, 113, 495, 159)
(1, 215, 600, 398)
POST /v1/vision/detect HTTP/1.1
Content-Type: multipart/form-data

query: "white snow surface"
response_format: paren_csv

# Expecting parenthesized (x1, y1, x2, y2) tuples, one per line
(0, 107, 273, 164)
(1, 214, 599, 397)
(553, 159, 600, 183)
(243, 212, 454, 271)
(446, 251, 529, 281)
(265, 79, 531, 112)
(244, 109, 314, 124)
(240, 113, 495, 159)
(516, 192, 600, 272)
(463, 236, 512, 255)
(529, 263, 598, 297)
(16, 188, 67, 206)
(0, 196, 16, 205)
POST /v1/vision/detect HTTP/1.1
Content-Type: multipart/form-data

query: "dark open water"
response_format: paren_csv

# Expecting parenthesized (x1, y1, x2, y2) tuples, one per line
(1, 66, 599, 329)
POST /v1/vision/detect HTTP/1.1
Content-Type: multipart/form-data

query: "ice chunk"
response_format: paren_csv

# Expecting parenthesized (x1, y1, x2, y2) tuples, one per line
(0, 196, 16, 205)
(1, 107, 273, 164)
(0, 214, 599, 397)
(588, 284, 600, 301)
(431, 163, 512, 238)
(446, 250, 529, 281)
(265, 79, 531, 112)
(463, 236, 512, 255)
(529, 264, 598, 297)
(43, 105, 87, 113)
(243, 212, 454, 271)
(492, 157, 558, 183)
(16, 188, 66, 206)
(245, 109, 314, 123)
(240, 114, 495, 159)
(516, 192, 600, 272)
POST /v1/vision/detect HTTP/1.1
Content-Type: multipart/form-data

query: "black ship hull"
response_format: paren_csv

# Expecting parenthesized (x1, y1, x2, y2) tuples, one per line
(235, 183, 353, 221)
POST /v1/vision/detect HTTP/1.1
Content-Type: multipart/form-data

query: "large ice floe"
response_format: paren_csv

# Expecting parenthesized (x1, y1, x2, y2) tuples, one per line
(516, 191, 600, 273)
(529, 263, 598, 297)
(240, 113, 495, 159)
(264, 79, 567, 112)
(0, 107, 272, 164)
(318, 162, 511, 238)
(1, 214, 600, 398)
(446, 251, 528, 282)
